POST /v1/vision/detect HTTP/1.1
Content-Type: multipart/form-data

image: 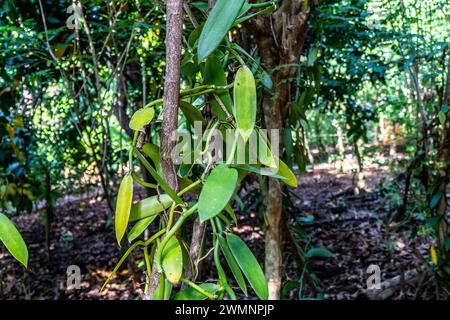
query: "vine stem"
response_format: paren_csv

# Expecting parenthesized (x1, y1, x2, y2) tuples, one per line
(156, 203, 199, 271)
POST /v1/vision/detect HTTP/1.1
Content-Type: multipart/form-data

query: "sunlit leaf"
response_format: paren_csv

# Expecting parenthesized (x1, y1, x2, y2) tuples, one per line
(234, 66, 256, 143)
(127, 214, 158, 243)
(129, 194, 173, 222)
(161, 236, 183, 284)
(275, 158, 298, 187)
(0, 213, 28, 267)
(115, 174, 133, 245)
(129, 108, 155, 132)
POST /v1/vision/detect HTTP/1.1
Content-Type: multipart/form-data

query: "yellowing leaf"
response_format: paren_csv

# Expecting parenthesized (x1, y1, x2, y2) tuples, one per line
(115, 174, 133, 245)
(257, 130, 277, 168)
(430, 246, 438, 265)
(275, 158, 298, 187)
(161, 236, 183, 284)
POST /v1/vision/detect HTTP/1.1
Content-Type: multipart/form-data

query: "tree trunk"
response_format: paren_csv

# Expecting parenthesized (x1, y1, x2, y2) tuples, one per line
(332, 119, 345, 173)
(436, 56, 450, 258)
(145, 0, 184, 299)
(247, 0, 313, 299)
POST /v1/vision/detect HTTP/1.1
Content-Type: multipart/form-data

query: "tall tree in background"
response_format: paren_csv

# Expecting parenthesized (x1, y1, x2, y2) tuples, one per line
(247, 0, 316, 299)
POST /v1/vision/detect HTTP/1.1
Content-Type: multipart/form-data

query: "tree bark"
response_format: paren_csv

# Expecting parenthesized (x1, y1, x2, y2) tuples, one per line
(145, 0, 184, 299)
(247, 0, 313, 299)
(436, 56, 450, 258)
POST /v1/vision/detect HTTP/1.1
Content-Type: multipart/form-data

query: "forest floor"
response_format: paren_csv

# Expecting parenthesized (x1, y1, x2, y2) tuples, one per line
(0, 162, 441, 300)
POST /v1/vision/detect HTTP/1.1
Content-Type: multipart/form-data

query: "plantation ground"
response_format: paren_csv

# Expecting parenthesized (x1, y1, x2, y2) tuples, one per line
(0, 164, 437, 300)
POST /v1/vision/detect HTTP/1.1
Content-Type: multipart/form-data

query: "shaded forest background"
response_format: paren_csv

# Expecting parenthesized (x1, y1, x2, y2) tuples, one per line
(0, 0, 450, 300)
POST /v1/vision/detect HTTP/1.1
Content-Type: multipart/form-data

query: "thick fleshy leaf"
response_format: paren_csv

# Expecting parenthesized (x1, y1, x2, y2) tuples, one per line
(127, 214, 158, 243)
(161, 236, 183, 284)
(275, 158, 298, 187)
(205, 54, 233, 120)
(226, 233, 268, 300)
(218, 235, 247, 295)
(234, 66, 256, 142)
(129, 194, 173, 222)
(173, 283, 220, 300)
(198, 165, 238, 222)
(257, 130, 277, 168)
(198, 0, 246, 61)
(0, 213, 28, 267)
(115, 174, 133, 245)
(129, 108, 155, 131)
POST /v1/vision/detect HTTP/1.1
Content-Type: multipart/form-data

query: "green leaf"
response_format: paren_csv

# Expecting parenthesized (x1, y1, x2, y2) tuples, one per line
(180, 101, 206, 126)
(134, 148, 184, 204)
(198, 164, 238, 222)
(101, 240, 143, 292)
(129, 108, 155, 131)
(0, 213, 28, 267)
(218, 235, 247, 296)
(151, 273, 166, 300)
(305, 247, 336, 259)
(257, 130, 276, 168)
(234, 66, 257, 143)
(161, 236, 183, 284)
(260, 70, 273, 89)
(129, 194, 173, 222)
(198, 0, 246, 61)
(205, 54, 233, 120)
(438, 111, 446, 125)
(445, 236, 450, 251)
(142, 142, 161, 172)
(226, 233, 268, 300)
(430, 192, 442, 209)
(188, 23, 204, 48)
(173, 283, 220, 300)
(233, 164, 285, 179)
(237, 1, 252, 17)
(115, 174, 133, 245)
(225, 204, 237, 225)
(127, 214, 158, 243)
(276, 158, 298, 187)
